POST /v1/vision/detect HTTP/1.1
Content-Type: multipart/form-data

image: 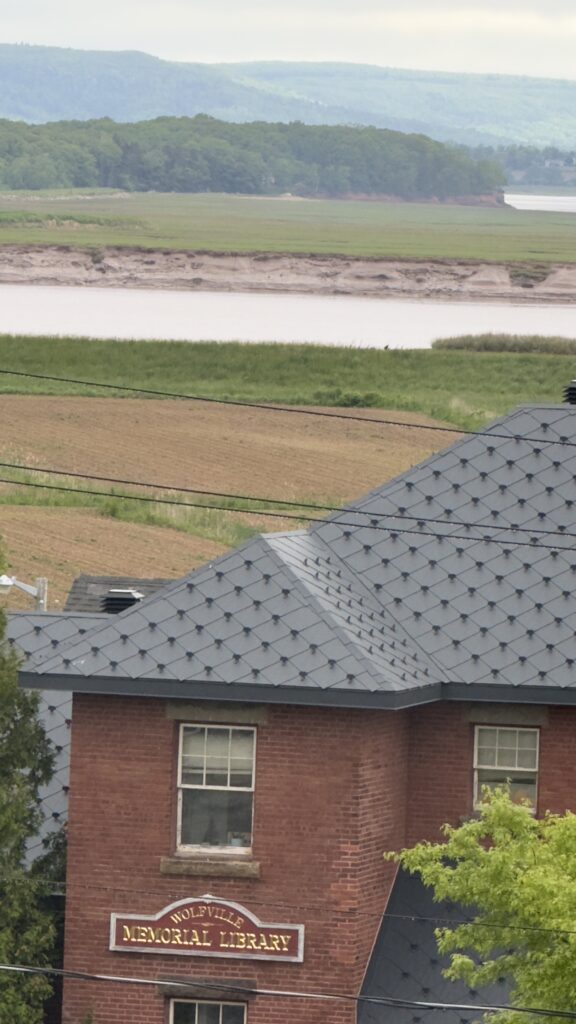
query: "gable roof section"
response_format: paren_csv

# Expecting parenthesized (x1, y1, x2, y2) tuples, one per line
(17, 404, 576, 707)
(19, 532, 441, 706)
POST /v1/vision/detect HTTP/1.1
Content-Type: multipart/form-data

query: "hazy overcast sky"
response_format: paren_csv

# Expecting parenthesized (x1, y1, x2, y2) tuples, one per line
(3, 0, 576, 79)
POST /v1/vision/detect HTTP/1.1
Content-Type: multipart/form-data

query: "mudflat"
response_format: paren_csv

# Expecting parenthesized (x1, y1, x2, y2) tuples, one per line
(0, 246, 574, 304)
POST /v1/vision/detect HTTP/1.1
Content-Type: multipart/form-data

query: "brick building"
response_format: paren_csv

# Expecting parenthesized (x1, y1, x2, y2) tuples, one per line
(15, 403, 576, 1024)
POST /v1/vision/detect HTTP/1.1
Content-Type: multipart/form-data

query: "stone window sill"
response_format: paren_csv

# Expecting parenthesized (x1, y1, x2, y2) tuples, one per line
(160, 854, 260, 879)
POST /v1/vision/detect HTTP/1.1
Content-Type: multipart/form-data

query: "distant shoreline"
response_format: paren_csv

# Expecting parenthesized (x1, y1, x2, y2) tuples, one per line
(0, 245, 575, 305)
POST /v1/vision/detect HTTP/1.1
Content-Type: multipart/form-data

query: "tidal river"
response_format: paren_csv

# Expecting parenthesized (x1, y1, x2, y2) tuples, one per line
(0, 283, 575, 349)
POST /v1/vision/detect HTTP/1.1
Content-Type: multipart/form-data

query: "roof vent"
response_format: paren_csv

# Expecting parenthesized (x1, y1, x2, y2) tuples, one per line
(103, 588, 144, 614)
(563, 380, 576, 404)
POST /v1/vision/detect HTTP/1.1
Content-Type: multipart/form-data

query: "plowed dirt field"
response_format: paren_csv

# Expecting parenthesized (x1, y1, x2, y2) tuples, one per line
(0, 396, 452, 610)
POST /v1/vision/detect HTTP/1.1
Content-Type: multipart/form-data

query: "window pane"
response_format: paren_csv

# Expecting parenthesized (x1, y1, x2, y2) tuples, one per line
(205, 761, 229, 787)
(477, 727, 497, 746)
(181, 728, 206, 784)
(173, 1003, 198, 1024)
(182, 727, 206, 755)
(518, 730, 538, 749)
(223, 1007, 246, 1024)
(197, 1005, 221, 1024)
(230, 729, 254, 760)
(517, 748, 537, 769)
(498, 729, 518, 748)
(496, 744, 518, 768)
(509, 778, 537, 804)
(206, 728, 230, 759)
(204, 729, 230, 786)
(230, 759, 254, 788)
(476, 744, 496, 767)
(477, 769, 536, 806)
(173, 1003, 245, 1024)
(181, 790, 252, 847)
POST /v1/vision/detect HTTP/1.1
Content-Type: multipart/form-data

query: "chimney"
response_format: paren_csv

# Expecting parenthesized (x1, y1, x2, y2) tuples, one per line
(563, 381, 576, 405)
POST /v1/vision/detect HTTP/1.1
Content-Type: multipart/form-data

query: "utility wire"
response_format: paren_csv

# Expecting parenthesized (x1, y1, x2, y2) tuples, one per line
(0, 961, 571, 1018)
(2, 459, 576, 543)
(1, 367, 575, 451)
(0, 475, 570, 553)
(12, 871, 576, 938)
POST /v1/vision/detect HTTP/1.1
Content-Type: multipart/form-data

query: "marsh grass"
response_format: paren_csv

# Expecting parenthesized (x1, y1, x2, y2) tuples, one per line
(0, 190, 575, 261)
(432, 334, 576, 355)
(0, 209, 145, 229)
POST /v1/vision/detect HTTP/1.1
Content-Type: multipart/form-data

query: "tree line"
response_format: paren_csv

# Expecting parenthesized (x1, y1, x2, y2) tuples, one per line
(464, 143, 576, 188)
(0, 116, 505, 198)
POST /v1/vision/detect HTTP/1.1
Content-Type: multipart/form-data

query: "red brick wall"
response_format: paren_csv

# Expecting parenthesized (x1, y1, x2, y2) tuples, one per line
(62, 697, 409, 1024)
(406, 703, 474, 846)
(405, 703, 576, 847)
(536, 706, 576, 815)
(62, 697, 576, 1024)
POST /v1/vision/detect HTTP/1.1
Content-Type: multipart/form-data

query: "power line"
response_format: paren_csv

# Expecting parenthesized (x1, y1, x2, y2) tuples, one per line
(0, 474, 570, 552)
(2, 367, 575, 451)
(13, 870, 576, 938)
(2, 459, 576, 543)
(0, 960, 571, 1018)
(1, 369, 465, 432)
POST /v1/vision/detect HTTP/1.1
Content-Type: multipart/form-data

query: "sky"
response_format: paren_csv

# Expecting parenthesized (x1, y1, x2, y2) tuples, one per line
(2, 0, 576, 80)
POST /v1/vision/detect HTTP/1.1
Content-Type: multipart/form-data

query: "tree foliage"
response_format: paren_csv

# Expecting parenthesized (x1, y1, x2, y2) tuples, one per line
(390, 789, 576, 1024)
(0, 548, 56, 1023)
(464, 143, 576, 188)
(0, 116, 504, 198)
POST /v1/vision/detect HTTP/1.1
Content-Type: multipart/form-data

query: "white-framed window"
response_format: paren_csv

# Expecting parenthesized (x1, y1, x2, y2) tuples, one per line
(170, 1000, 246, 1024)
(177, 724, 256, 851)
(474, 726, 539, 808)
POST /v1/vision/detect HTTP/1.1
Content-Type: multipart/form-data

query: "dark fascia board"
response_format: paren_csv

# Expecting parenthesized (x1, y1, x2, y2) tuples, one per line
(19, 670, 442, 710)
(19, 672, 576, 710)
(441, 682, 576, 706)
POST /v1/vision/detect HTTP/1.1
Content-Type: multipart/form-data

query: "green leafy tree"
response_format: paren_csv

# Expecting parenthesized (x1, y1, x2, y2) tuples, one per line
(0, 554, 56, 1023)
(390, 788, 576, 1024)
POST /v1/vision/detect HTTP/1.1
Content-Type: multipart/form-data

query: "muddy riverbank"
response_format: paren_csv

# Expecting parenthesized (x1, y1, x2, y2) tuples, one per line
(0, 246, 575, 304)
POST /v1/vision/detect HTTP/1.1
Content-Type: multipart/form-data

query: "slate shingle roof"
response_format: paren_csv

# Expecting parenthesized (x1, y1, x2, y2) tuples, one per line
(5, 612, 108, 851)
(359, 870, 508, 1024)
(15, 405, 576, 707)
(18, 533, 439, 705)
(314, 405, 576, 697)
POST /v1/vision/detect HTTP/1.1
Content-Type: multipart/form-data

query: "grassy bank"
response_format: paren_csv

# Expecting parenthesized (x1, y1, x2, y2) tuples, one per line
(0, 190, 575, 261)
(1, 335, 574, 430)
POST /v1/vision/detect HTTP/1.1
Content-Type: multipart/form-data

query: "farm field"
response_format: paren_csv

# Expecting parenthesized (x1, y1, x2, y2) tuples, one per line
(2, 336, 574, 611)
(0, 395, 448, 611)
(0, 190, 575, 262)
(0, 506, 228, 611)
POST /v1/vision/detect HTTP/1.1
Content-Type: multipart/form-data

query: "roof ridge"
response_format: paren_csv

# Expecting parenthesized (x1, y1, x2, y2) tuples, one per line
(266, 532, 439, 690)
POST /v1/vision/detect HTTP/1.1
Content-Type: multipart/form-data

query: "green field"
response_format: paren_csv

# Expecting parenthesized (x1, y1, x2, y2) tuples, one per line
(0, 190, 575, 262)
(1, 335, 575, 430)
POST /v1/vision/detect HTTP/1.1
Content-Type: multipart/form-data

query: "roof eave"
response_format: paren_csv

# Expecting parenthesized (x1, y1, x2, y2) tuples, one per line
(19, 672, 576, 709)
(19, 671, 443, 710)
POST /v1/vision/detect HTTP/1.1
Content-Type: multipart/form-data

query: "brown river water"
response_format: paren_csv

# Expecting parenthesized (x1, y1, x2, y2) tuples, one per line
(0, 283, 574, 348)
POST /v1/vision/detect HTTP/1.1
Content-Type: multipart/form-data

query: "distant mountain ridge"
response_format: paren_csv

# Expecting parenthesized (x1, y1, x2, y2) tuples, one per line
(1, 43, 576, 147)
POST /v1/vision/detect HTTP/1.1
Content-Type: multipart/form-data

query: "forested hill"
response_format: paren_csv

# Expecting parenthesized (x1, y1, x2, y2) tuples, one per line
(2, 44, 576, 148)
(0, 117, 503, 197)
